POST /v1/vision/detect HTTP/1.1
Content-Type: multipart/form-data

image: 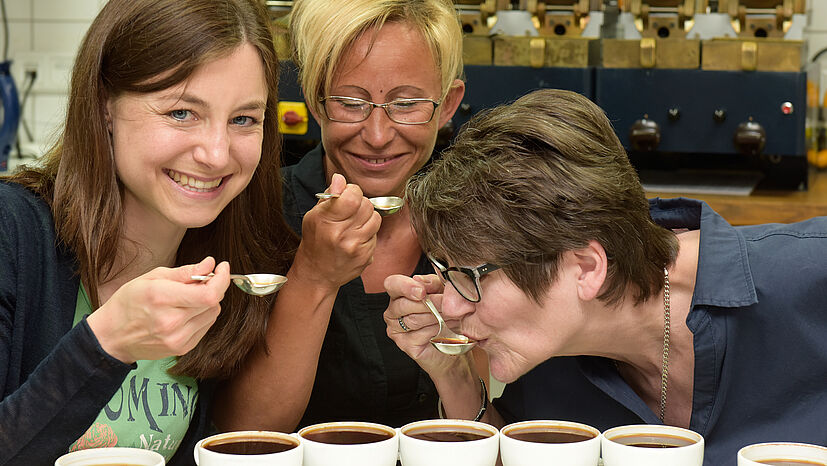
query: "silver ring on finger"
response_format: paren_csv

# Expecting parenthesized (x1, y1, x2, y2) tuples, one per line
(398, 315, 411, 332)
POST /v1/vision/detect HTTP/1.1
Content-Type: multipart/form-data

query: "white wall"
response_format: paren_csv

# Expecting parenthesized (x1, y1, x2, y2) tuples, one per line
(807, 0, 827, 105)
(3, 0, 105, 160)
(807, 0, 827, 61)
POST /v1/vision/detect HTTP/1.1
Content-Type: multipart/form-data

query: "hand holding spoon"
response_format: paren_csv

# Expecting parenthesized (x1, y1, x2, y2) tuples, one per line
(315, 192, 404, 217)
(191, 273, 287, 296)
(422, 296, 477, 355)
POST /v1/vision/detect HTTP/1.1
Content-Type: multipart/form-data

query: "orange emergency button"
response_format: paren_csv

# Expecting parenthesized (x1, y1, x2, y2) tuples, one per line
(277, 101, 309, 134)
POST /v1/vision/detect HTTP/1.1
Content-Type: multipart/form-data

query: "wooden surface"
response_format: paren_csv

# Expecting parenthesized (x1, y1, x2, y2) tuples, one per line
(646, 169, 827, 225)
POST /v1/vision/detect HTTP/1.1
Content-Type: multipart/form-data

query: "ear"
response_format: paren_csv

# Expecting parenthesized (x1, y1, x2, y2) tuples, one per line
(569, 240, 608, 302)
(436, 79, 465, 129)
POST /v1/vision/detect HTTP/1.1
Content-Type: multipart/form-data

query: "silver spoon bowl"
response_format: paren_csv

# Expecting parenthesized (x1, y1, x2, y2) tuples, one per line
(422, 296, 476, 355)
(368, 196, 404, 216)
(191, 273, 287, 296)
(315, 193, 404, 217)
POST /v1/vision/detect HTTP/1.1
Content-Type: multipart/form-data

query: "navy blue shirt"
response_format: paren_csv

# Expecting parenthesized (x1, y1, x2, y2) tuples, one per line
(494, 197, 827, 466)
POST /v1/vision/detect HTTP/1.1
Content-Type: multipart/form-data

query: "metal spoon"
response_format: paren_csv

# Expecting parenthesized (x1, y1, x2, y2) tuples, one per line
(422, 296, 477, 356)
(190, 273, 287, 296)
(314, 193, 404, 217)
(368, 196, 404, 217)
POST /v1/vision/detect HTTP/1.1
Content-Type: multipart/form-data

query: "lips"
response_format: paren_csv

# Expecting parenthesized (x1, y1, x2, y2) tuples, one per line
(461, 331, 484, 343)
(166, 169, 223, 193)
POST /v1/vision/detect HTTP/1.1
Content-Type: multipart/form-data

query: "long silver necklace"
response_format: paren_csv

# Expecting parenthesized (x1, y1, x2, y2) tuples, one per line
(660, 267, 671, 422)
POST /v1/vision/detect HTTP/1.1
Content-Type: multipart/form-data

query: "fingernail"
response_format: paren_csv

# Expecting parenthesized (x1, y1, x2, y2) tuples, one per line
(412, 287, 424, 300)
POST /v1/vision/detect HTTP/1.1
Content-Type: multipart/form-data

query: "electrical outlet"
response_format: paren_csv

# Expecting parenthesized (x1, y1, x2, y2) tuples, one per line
(10, 52, 43, 91)
(10, 52, 74, 94)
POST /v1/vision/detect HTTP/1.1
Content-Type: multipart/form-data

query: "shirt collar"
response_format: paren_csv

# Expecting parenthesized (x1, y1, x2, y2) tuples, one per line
(649, 197, 758, 308)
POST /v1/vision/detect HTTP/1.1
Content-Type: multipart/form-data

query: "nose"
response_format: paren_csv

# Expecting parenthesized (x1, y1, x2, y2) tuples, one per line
(439, 283, 476, 321)
(193, 122, 231, 168)
(359, 105, 396, 149)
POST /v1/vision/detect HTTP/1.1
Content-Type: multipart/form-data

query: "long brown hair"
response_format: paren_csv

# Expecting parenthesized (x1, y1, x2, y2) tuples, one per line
(407, 89, 677, 306)
(5, 0, 298, 379)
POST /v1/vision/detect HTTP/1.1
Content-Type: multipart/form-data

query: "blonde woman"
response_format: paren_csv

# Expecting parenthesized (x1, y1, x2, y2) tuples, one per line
(217, 0, 489, 430)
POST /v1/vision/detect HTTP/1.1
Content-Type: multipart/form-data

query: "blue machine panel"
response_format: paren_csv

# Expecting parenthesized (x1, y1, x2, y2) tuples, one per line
(595, 68, 808, 189)
(277, 61, 807, 189)
(453, 64, 594, 132)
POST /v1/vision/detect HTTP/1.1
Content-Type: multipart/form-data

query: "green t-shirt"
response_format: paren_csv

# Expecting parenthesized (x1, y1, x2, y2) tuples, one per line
(69, 285, 199, 461)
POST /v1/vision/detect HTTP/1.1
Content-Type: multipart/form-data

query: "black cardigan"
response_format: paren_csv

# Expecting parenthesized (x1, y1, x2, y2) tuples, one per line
(0, 181, 212, 466)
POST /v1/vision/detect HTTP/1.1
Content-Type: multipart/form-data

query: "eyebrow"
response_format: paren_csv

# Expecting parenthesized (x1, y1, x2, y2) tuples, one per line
(166, 93, 267, 112)
(333, 85, 428, 99)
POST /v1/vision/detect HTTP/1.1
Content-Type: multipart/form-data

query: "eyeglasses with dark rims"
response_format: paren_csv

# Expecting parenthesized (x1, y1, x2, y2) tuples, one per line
(427, 254, 501, 303)
(320, 96, 441, 125)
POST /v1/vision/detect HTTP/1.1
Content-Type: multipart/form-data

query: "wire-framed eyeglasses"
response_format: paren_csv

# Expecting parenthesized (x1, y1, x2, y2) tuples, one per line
(320, 96, 441, 125)
(428, 254, 501, 303)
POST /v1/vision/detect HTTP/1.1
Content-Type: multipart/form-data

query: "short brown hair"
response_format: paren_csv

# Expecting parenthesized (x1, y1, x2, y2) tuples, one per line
(407, 89, 677, 305)
(6, 0, 298, 379)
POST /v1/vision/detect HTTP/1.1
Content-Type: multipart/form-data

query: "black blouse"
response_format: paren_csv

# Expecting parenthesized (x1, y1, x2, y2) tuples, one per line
(281, 145, 439, 428)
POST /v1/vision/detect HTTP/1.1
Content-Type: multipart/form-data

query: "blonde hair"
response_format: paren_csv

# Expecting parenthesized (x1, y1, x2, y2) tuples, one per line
(290, 0, 463, 116)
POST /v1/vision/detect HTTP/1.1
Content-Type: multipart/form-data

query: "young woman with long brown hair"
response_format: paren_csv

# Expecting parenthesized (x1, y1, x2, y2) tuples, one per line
(0, 0, 296, 463)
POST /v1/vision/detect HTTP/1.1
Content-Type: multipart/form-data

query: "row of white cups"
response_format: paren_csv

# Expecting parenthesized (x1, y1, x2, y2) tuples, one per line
(55, 418, 827, 466)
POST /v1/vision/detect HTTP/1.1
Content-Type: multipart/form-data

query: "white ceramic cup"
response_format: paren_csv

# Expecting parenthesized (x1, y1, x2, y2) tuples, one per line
(399, 418, 500, 466)
(297, 421, 399, 466)
(194, 430, 302, 466)
(55, 447, 165, 466)
(500, 420, 601, 466)
(601, 424, 704, 466)
(737, 442, 827, 465)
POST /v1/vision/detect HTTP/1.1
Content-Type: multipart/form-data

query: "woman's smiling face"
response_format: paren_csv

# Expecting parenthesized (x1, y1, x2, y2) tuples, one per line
(108, 43, 267, 234)
(316, 21, 460, 198)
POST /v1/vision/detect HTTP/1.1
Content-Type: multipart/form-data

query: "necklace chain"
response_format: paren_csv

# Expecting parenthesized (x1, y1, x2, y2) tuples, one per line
(660, 267, 671, 422)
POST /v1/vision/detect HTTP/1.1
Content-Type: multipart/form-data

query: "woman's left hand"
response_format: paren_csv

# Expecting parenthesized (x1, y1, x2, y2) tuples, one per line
(383, 273, 470, 376)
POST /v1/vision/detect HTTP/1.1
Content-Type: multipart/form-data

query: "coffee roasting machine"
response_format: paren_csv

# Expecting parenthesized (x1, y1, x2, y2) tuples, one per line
(269, 0, 818, 191)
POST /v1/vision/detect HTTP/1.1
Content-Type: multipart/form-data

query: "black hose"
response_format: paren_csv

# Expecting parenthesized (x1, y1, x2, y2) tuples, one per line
(14, 71, 35, 158)
(0, 0, 7, 62)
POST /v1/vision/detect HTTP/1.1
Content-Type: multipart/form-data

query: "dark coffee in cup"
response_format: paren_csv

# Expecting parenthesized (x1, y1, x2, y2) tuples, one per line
(203, 436, 298, 455)
(405, 424, 494, 442)
(301, 425, 394, 445)
(610, 433, 695, 448)
(506, 425, 596, 444)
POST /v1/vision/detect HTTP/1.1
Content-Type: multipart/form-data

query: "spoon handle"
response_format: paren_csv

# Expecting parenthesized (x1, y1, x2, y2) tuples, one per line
(190, 273, 247, 281)
(315, 192, 340, 199)
(422, 296, 447, 330)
